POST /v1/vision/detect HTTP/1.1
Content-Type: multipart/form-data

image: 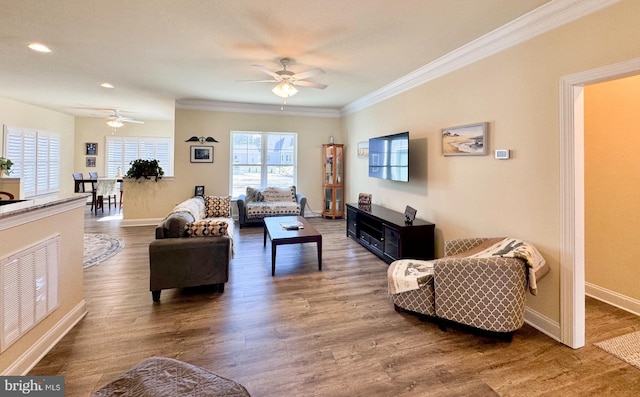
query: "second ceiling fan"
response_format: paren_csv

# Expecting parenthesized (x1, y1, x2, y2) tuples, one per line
(106, 109, 144, 128)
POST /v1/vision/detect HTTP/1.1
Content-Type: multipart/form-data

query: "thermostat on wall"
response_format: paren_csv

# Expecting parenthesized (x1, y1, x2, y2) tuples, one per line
(495, 149, 510, 160)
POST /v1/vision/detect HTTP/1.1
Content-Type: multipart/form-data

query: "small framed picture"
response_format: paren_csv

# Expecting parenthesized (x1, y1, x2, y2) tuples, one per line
(86, 157, 96, 167)
(442, 122, 488, 156)
(404, 205, 417, 224)
(86, 142, 97, 155)
(190, 145, 214, 163)
(357, 141, 369, 158)
(194, 185, 205, 196)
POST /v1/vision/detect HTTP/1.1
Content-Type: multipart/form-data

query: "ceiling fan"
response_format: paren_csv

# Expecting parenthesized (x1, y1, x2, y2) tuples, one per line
(238, 58, 327, 98)
(105, 109, 144, 128)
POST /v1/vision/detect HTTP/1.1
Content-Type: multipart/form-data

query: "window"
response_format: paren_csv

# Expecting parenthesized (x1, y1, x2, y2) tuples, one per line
(105, 136, 173, 177)
(3, 126, 60, 198)
(231, 131, 297, 198)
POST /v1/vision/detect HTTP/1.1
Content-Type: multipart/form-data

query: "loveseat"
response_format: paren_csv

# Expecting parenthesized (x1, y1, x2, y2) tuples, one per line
(149, 195, 234, 302)
(388, 237, 549, 336)
(236, 186, 306, 228)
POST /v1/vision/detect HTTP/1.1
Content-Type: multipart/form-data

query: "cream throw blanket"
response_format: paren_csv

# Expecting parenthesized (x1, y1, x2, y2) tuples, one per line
(388, 238, 548, 296)
(169, 197, 235, 256)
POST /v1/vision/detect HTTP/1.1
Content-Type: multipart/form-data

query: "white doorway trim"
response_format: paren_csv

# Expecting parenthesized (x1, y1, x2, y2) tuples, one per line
(560, 57, 640, 349)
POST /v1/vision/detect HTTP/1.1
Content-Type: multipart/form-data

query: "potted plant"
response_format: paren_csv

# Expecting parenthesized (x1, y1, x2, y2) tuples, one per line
(125, 159, 164, 182)
(0, 157, 13, 177)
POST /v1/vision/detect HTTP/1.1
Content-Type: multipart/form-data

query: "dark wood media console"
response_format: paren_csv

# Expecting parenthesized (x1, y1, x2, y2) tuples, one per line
(346, 203, 435, 264)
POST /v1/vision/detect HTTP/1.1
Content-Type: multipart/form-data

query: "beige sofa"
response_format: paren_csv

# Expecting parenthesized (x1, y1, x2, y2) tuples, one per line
(389, 238, 548, 337)
(236, 185, 306, 228)
(149, 195, 234, 302)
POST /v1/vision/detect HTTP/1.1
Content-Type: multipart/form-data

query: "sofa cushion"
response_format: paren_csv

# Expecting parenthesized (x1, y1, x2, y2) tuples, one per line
(185, 220, 229, 237)
(261, 186, 296, 202)
(245, 201, 301, 219)
(246, 187, 264, 202)
(204, 195, 232, 218)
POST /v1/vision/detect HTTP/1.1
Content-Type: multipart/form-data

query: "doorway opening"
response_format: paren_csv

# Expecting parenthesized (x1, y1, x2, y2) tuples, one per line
(560, 57, 640, 348)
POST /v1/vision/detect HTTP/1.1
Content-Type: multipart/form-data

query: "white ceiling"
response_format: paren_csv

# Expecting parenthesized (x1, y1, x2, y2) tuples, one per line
(0, 0, 552, 121)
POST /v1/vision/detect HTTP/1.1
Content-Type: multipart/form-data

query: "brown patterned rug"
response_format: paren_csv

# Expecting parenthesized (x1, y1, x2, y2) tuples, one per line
(595, 330, 640, 370)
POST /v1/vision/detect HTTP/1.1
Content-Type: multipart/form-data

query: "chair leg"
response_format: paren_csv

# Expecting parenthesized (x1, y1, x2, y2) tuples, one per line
(95, 195, 104, 214)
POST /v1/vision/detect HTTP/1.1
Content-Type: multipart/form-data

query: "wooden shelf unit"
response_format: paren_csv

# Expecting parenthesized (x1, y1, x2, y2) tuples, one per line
(322, 144, 344, 219)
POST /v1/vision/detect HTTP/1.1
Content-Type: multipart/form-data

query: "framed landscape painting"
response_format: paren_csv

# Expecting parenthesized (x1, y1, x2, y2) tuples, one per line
(190, 146, 213, 163)
(442, 122, 488, 156)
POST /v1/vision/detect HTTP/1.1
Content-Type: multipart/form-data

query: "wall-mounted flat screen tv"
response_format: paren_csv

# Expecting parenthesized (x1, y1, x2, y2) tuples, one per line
(368, 131, 409, 182)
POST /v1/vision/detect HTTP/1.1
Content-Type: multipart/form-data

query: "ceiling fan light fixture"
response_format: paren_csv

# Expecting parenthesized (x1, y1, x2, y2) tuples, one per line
(272, 81, 298, 98)
(107, 120, 123, 128)
(28, 42, 52, 53)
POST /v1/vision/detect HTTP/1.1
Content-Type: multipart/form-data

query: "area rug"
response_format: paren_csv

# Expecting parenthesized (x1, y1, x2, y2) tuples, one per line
(594, 330, 640, 370)
(83, 233, 125, 269)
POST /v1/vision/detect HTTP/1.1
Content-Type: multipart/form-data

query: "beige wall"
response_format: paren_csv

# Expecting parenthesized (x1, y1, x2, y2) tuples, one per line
(74, 117, 174, 177)
(122, 108, 341, 220)
(0, 98, 75, 195)
(342, 0, 640, 323)
(585, 75, 640, 300)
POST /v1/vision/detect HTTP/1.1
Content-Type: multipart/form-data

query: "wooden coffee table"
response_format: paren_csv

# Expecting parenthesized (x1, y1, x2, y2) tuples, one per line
(263, 216, 322, 276)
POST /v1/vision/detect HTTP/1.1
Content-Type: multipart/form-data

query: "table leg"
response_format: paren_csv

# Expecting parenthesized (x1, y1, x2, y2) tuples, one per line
(271, 244, 277, 276)
(263, 224, 267, 247)
(317, 236, 322, 271)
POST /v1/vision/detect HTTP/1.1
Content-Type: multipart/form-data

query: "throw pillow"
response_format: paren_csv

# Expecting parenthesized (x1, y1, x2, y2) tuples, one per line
(246, 187, 264, 202)
(262, 186, 296, 202)
(204, 195, 231, 218)
(185, 220, 229, 237)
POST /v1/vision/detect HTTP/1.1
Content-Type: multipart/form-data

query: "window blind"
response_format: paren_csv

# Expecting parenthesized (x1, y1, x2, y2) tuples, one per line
(3, 126, 60, 198)
(105, 136, 173, 177)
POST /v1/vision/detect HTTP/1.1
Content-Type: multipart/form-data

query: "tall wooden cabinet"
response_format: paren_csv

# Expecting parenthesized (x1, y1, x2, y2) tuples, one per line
(322, 143, 344, 219)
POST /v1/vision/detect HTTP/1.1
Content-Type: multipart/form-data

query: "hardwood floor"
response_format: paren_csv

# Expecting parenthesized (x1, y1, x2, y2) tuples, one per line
(29, 206, 640, 396)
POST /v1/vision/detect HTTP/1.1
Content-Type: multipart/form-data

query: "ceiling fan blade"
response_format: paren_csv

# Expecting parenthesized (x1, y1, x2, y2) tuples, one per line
(253, 65, 281, 80)
(122, 119, 144, 124)
(293, 80, 327, 89)
(236, 79, 279, 83)
(292, 68, 325, 80)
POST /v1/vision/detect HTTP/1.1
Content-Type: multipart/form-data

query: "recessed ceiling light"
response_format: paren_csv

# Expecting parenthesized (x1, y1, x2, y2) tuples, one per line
(100, 82, 114, 89)
(27, 43, 52, 53)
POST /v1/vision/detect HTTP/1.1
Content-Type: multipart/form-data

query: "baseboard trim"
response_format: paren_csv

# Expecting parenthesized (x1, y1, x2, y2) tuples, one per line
(2, 300, 87, 375)
(586, 282, 640, 317)
(525, 307, 561, 343)
(121, 218, 163, 227)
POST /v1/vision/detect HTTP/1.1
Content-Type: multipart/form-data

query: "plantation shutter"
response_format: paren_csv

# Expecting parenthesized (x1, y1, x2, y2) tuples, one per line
(105, 136, 173, 177)
(3, 126, 58, 198)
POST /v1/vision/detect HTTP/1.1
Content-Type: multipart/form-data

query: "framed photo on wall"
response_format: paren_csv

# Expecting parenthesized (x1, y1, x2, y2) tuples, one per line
(190, 145, 213, 163)
(357, 141, 369, 158)
(86, 157, 96, 167)
(86, 142, 97, 155)
(194, 185, 205, 196)
(441, 122, 488, 156)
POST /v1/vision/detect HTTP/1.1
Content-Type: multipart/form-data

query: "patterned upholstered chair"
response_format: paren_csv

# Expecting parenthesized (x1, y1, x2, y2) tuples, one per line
(390, 238, 529, 336)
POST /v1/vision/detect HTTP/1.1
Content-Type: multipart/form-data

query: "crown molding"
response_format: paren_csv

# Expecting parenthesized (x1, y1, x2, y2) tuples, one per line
(175, 99, 340, 118)
(340, 0, 621, 116)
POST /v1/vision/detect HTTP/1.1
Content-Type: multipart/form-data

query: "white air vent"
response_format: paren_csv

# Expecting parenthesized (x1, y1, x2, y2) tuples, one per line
(1, 235, 60, 352)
